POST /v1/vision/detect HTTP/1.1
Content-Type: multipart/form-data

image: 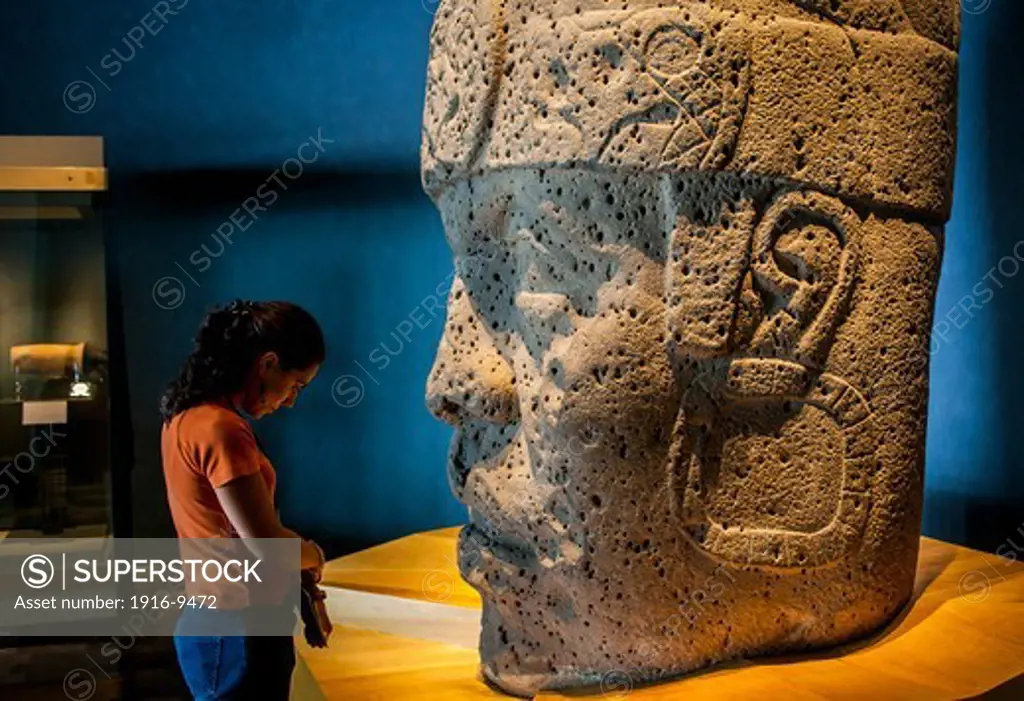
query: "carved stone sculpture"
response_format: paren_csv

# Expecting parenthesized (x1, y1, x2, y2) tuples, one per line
(422, 1, 959, 696)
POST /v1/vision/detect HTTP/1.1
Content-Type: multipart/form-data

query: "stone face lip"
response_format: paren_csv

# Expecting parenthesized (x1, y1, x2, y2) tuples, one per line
(422, 1, 959, 697)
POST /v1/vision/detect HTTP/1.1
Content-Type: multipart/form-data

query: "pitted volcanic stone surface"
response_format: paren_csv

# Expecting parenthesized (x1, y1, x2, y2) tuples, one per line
(421, 1, 958, 697)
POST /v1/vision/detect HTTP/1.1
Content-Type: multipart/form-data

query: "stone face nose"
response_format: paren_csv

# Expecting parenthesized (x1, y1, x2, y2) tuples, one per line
(426, 276, 519, 428)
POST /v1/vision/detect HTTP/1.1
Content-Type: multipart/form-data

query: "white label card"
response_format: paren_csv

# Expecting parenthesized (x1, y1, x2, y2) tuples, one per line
(22, 401, 68, 426)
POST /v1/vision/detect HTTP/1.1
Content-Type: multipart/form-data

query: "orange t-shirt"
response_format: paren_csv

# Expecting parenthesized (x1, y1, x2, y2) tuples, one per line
(161, 400, 276, 539)
(161, 400, 290, 609)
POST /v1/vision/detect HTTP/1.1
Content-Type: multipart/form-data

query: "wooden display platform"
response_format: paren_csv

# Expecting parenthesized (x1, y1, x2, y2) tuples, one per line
(296, 527, 1024, 700)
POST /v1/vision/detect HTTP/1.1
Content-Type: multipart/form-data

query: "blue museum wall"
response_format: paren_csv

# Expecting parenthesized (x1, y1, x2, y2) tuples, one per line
(1, 1, 1022, 553)
(923, 1, 1024, 550)
(0, 1, 434, 172)
(0, 0, 462, 550)
(107, 172, 460, 548)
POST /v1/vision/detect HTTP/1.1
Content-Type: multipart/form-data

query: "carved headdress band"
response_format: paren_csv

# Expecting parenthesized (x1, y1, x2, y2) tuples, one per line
(422, 1, 958, 220)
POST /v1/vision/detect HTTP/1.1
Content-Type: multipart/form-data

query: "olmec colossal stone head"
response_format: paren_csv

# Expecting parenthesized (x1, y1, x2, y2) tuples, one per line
(422, 0, 959, 696)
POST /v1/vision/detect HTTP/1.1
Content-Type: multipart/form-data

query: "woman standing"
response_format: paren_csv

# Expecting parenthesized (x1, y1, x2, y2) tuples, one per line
(160, 299, 327, 700)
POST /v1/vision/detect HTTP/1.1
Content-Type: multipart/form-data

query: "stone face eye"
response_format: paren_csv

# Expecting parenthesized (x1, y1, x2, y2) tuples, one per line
(513, 235, 560, 294)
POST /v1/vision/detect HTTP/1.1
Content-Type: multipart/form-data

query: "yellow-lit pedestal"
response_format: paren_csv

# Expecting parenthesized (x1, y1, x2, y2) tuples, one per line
(295, 528, 1024, 700)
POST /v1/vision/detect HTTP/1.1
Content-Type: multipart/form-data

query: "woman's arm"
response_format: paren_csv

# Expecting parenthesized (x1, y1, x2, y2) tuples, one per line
(215, 473, 324, 572)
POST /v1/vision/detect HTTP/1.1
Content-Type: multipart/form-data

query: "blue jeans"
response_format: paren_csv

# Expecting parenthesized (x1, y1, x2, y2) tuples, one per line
(173, 608, 296, 700)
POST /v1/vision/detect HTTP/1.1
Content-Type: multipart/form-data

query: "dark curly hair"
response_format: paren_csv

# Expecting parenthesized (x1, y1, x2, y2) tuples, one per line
(160, 300, 326, 422)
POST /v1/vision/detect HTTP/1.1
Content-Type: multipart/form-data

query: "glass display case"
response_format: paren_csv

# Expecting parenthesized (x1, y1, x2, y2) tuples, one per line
(0, 136, 110, 537)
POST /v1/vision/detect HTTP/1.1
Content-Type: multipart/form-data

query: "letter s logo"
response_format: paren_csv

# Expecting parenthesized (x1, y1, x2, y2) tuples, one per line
(22, 554, 55, 589)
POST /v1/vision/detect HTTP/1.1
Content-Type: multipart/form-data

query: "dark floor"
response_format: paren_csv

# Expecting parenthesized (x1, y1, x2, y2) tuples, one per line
(0, 637, 190, 701)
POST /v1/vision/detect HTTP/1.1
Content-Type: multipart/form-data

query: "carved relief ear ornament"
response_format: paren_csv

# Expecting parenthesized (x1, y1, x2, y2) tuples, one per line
(665, 188, 874, 569)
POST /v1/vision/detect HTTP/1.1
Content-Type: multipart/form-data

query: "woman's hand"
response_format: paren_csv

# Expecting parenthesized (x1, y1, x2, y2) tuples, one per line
(214, 475, 326, 578)
(302, 539, 325, 583)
